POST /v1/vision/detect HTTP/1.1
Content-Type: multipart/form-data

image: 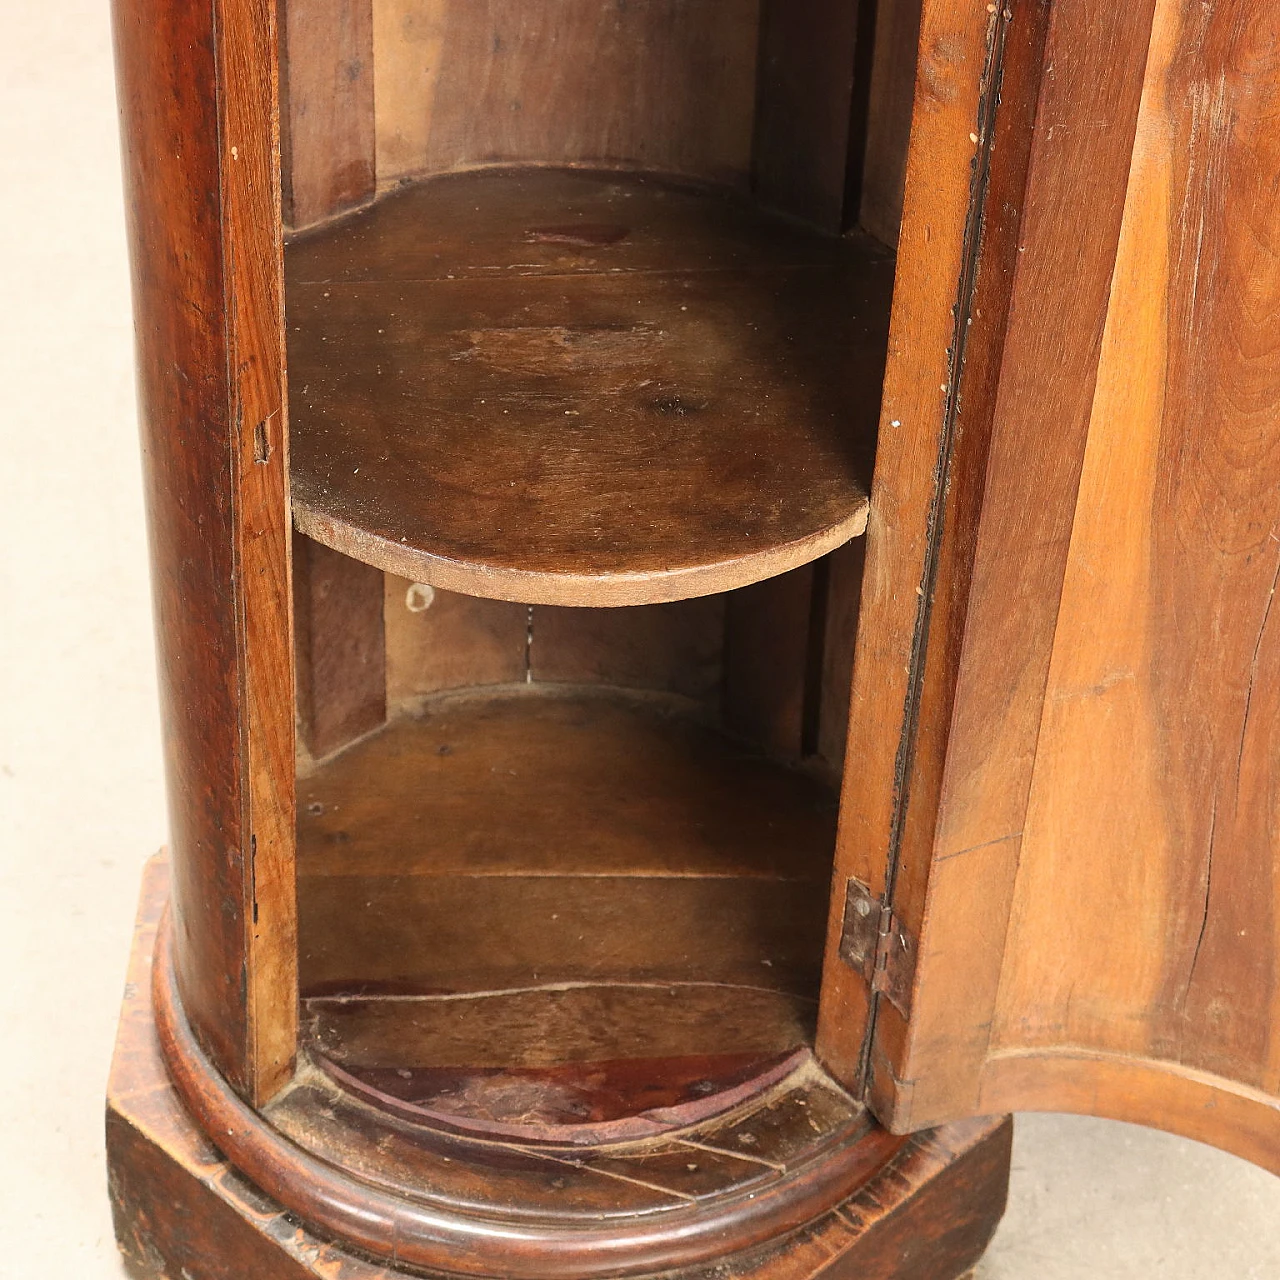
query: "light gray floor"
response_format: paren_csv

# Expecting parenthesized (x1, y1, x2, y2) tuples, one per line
(3, 4, 1279, 1277)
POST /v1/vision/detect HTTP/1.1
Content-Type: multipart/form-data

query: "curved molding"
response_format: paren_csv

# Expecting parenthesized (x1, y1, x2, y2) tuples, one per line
(153, 914, 905, 1279)
(313, 1047, 809, 1148)
(979, 1048, 1280, 1174)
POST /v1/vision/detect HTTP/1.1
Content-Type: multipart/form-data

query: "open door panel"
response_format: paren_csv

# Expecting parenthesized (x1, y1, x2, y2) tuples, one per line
(816, 0, 1280, 1173)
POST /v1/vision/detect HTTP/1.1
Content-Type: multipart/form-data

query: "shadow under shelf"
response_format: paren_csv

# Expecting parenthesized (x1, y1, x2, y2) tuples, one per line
(286, 168, 894, 607)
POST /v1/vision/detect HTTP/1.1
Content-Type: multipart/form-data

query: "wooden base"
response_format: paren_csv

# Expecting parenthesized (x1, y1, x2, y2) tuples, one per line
(109, 857, 1012, 1280)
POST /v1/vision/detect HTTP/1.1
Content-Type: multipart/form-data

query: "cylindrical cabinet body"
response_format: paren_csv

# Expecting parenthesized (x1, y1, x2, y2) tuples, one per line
(102, 0, 1045, 1276)
(107, 0, 1280, 1272)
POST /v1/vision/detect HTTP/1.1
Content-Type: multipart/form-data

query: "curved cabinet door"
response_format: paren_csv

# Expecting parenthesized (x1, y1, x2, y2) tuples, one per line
(817, 0, 1280, 1173)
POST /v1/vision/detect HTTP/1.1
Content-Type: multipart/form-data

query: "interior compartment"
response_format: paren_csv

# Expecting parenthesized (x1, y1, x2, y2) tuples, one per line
(292, 543, 864, 1134)
(281, 0, 919, 1138)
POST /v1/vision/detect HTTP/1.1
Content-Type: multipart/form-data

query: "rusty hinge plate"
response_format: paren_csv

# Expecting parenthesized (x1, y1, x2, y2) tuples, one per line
(839, 878, 917, 1016)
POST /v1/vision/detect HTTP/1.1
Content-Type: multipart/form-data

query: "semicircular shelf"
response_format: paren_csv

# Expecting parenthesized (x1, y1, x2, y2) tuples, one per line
(286, 168, 893, 607)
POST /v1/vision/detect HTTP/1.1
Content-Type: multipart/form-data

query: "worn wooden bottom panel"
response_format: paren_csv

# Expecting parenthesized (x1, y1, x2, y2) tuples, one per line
(307, 985, 814, 1068)
(109, 858, 1010, 1280)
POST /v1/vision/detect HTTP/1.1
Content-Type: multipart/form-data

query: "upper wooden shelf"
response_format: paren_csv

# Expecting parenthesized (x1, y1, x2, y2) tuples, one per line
(286, 169, 893, 606)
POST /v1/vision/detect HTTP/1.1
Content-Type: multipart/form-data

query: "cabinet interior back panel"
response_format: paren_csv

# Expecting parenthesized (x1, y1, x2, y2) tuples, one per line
(372, 0, 763, 186)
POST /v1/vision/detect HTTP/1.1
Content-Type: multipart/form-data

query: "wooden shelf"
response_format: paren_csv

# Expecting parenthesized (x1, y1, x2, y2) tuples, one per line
(286, 169, 893, 606)
(296, 689, 839, 1137)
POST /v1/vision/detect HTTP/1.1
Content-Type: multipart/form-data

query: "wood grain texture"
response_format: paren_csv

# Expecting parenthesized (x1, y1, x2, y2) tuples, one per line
(384, 578, 528, 709)
(859, 0, 1056, 1120)
(280, 0, 375, 229)
(150, 899, 954, 1279)
(384, 586, 725, 707)
(831, 0, 1280, 1167)
(371, 0, 761, 189)
(816, 540, 866, 773)
(724, 565, 817, 760)
(293, 533, 386, 759)
(814, 0, 1018, 1089)
(971, 0, 1280, 1120)
(309, 987, 812, 1071)
(310, 1023, 810, 1145)
(863, 0, 1158, 1124)
(297, 690, 838, 881)
(300, 870, 831, 998)
(221, 0, 299, 1103)
(837, 0, 1065, 1120)
(752, 0, 862, 231)
(857, 0, 925, 247)
(270, 1055, 843, 1205)
(531, 598, 726, 704)
(108, 863, 1009, 1280)
(296, 689, 837, 996)
(287, 168, 889, 606)
(112, 0, 296, 1103)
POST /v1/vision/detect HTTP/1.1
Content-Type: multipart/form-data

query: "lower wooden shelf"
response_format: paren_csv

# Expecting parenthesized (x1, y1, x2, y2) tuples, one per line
(286, 168, 893, 606)
(108, 857, 1013, 1280)
(296, 687, 840, 1003)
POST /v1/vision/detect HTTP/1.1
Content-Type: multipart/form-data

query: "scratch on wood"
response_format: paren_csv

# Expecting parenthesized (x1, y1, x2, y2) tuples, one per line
(1237, 550, 1280, 785)
(1179, 790, 1218, 1043)
(934, 831, 1022, 864)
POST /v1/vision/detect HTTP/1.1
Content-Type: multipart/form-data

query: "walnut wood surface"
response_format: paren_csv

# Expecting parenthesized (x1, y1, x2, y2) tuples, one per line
(812, 0, 1280, 1169)
(944, 0, 1280, 1143)
(752, 0, 863, 231)
(383, 583, 727, 711)
(313, 1045, 808, 1144)
(297, 689, 837, 996)
(384, 578, 528, 709)
(725, 565, 818, 760)
(293, 533, 387, 758)
(857, 0, 925, 247)
(878, 0, 1161, 1130)
(814, 0, 1024, 1090)
(110, 858, 1010, 1280)
(297, 689, 837, 880)
(264, 1054, 877, 1228)
(287, 168, 890, 605)
(309, 987, 812, 1070)
(153, 906, 945, 1277)
(530, 596, 727, 704)
(816, 539, 866, 772)
(371, 0, 763, 193)
(280, 0, 375, 228)
(112, 0, 297, 1103)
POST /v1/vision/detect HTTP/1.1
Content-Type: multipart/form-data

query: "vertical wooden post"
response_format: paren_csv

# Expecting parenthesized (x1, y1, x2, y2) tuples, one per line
(113, 0, 297, 1104)
(753, 0, 864, 231)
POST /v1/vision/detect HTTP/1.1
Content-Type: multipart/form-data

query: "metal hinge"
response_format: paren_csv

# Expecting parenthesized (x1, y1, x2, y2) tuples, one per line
(838, 877, 917, 1016)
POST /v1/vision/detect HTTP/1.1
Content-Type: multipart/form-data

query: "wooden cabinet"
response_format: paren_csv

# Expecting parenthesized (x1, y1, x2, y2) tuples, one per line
(105, 0, 1280, 1276)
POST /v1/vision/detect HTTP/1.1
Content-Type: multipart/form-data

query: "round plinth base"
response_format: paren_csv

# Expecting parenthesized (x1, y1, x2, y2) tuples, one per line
(109, 856, 1012, 1280)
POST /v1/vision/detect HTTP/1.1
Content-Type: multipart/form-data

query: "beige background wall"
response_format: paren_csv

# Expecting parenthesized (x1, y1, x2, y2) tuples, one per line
(1, 2, 1278, 1276)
